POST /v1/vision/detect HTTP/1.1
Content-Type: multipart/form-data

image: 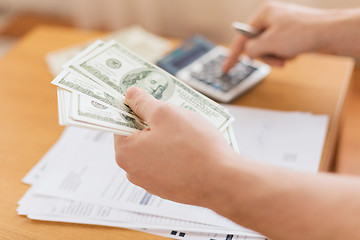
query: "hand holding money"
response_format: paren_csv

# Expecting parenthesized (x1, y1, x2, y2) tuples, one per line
(52, 39, 235, 136)
(115, 86, 237, 206)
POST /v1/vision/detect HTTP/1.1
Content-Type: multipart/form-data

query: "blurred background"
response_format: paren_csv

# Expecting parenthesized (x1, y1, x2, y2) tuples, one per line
(0, 0, 359, 173)
(0, 0, 359, 56)
(0, 0, 359, 43)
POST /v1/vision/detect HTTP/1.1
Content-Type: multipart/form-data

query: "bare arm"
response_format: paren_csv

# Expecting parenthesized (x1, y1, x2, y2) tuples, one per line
(223, 2, 360, 71)
(207, 157, 360, 240)
(115, 87, 360, 240)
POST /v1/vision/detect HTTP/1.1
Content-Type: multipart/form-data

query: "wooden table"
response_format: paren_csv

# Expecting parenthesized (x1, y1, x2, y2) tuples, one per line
(0, 25, 355, 240)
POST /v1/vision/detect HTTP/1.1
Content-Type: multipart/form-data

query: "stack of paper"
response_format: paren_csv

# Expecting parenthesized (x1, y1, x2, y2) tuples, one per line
(17, 106, 329, 240)
(225, 105, 329, 173)
(17, 126, 264, 240)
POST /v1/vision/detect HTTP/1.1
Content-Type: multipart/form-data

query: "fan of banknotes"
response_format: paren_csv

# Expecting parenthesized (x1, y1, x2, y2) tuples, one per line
(52, 39, 235, 137)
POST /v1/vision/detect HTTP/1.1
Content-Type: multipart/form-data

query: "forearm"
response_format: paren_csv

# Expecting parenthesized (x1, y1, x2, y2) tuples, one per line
(117, 87, 360, 239)
(320, 8, 360, 56)
(205, 156, 360, 240)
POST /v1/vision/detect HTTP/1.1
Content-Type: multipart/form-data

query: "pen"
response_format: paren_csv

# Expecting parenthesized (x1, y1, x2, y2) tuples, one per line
(231, 21, 283, 64)
(232, 21, 260, 38)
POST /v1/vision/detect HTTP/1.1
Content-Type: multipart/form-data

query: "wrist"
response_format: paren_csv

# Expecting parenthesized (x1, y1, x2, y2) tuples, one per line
(318, 8, 360, 56)
(196, 150, 241, 209)
(200, 152, 265, 220)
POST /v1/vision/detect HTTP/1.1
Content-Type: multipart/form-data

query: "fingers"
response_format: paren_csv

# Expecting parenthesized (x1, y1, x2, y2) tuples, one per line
(125, 87, 160, 123)
(114, 134, 128, 169)
(223, 3, 270, 73)
(247, 2, 269, 30)
(114, 130, 144, 171)
(222, 35, 247, 73)
(245, 34, 274, 59)
(261, 56, 285, 67)
(245, 31, 287, 66)
(114, 133, 126, 143)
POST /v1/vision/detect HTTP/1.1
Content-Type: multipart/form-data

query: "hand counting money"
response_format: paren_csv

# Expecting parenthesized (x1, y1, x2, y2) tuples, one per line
(52, 40, 234, 135)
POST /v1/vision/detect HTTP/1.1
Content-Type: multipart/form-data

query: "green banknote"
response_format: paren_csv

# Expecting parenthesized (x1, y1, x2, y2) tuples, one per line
(68, 41, 234, 131)
(52, 70, 136, 117)
(58, 88, 145, 135)
(58, 88, 238, 144)
(52, 40, 139, 119)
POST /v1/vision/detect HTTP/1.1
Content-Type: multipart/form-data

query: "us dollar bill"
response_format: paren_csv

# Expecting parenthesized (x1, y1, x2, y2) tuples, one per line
(52, 70, 135, 116)
(68, 41, 234, 131)
(52, 41, 139, 118)
(57, 88, 145, 135)
(222, 125, 239, 153)
(71, 93, 145, 134)
(57, 88, 238, 144)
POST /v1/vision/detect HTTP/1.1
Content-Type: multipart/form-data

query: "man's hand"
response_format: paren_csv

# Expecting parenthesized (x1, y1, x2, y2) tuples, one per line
(114, 87, 238, 207)
(223, 1, 356, 72)
(113, 88, 360, 240)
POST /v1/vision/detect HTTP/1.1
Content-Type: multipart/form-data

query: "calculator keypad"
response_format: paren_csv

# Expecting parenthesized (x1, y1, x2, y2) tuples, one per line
(189, 54, 257, 92)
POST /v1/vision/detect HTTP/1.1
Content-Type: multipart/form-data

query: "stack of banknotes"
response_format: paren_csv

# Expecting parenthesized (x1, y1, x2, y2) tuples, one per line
(52, 39, 236, 138)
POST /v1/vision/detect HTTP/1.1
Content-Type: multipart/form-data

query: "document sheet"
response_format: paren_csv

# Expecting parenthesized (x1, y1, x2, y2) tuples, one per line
(18, 106, 329, 240)
(225, 105, 328, 172)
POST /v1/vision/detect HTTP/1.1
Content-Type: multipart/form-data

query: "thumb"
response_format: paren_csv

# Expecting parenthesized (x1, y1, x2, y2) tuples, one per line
(125, 87, 159, 122)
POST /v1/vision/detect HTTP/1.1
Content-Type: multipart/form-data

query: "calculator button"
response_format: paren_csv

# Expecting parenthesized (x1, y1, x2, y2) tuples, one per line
(220, 83, 232, 92)
(188, 54, 260, 93)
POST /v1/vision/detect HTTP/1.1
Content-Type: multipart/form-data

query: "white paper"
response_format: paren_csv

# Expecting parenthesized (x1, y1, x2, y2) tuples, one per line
(19, 127, 261, 237)
(225, 105, 328, 173)
(30, 130, 248, 230)
(19, 105, 329, 240)
(18, 189, 257, 236)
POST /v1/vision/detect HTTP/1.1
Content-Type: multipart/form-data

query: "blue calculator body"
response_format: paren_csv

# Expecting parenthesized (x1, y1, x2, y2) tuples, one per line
(157, 35, 270, 102)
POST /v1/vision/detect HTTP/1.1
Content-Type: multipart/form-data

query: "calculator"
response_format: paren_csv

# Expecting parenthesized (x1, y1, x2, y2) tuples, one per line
(157, 35, 271, 103)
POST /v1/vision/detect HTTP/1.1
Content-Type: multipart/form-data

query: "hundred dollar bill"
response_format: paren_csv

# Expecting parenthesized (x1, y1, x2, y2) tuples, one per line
(70, 92, 145, 134)
(68, 41, 234, 131)
(59, 87, 240, 145)
(53, 70, 136, 117)
(223, 125, 239, 153)
(57, 88, 145, 135)
(57, 88, 66, 125)
(52, 41, 139, 118)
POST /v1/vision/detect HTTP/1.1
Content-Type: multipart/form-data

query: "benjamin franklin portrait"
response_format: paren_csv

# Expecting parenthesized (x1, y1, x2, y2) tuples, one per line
(120, 68, 175, 101)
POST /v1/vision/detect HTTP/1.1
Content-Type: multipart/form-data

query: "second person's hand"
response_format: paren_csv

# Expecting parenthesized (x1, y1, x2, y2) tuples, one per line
(223, 1, 335, 72)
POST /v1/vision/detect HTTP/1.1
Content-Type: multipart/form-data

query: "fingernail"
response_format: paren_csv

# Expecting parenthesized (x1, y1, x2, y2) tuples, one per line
(126, 87, 143, 101)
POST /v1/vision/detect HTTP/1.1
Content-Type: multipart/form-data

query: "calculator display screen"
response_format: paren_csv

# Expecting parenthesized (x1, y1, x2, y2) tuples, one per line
(173, 45, 210, 70)
(157, 35, 215, 75)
